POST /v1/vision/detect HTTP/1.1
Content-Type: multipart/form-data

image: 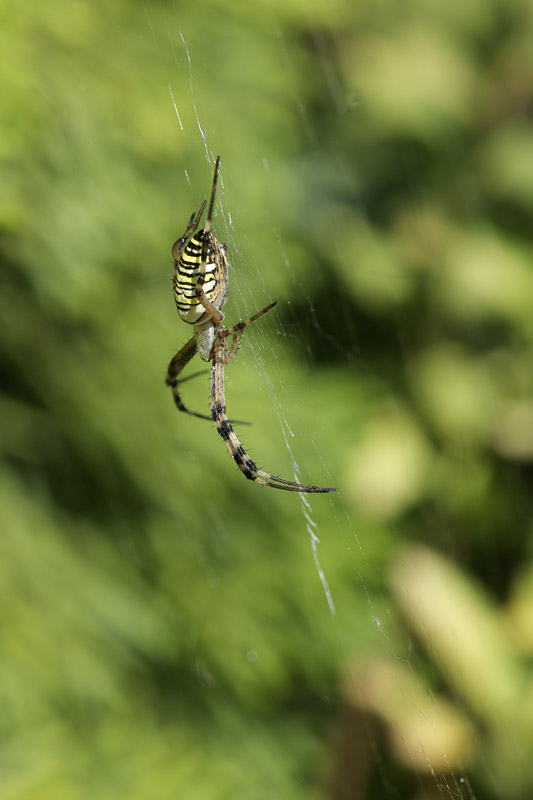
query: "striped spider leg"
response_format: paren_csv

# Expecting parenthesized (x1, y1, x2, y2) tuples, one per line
(166, 336, 212, 420)
(166, 156, 337, 493)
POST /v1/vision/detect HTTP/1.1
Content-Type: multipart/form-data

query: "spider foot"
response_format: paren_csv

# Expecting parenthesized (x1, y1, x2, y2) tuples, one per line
(258, 473, 338, 493)
(237, 449, 336, 493)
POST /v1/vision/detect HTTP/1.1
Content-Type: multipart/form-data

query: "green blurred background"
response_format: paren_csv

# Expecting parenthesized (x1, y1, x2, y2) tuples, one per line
(1, 0, 533, 798)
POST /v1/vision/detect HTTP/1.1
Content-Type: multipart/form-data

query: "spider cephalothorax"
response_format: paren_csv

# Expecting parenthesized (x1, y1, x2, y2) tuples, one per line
(166, 156, 336, 493)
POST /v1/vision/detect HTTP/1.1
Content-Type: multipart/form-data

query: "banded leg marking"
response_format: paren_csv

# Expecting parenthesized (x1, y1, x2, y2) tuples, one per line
(166, 336, 212, 421)
(210, 342, 335, 493)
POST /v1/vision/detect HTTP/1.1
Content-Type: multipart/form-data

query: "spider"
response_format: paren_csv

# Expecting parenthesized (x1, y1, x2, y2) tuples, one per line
(166, 156, 337, 493)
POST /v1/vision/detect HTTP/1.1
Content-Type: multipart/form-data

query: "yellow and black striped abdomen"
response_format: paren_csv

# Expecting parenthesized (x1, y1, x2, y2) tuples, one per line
(173, 230, 228, 324)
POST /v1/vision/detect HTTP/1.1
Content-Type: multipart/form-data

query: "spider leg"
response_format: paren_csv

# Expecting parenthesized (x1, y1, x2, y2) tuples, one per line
(195, 157, 226, 324)
(210, 336, 337, 493)
(176, 369, 211, 385)
(166, 336, 212, 421)
(171, 201, 206, 263)
(220, 302, 278, 364)
(167, 336, 250, 425)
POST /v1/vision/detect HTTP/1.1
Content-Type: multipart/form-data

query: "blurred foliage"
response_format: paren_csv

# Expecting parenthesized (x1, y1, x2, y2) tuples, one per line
(1, 0, 533, 798)
(345, 546, 533, 797)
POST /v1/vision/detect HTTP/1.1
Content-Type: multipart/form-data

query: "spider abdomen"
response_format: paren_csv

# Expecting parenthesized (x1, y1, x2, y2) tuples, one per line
(174, 230, 228, 324)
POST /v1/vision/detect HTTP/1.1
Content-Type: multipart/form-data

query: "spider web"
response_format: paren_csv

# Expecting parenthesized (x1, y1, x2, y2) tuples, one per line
(5, 3, 528, 799)
(157, 31, 454, 800)
(156, 23, 482, 800)
(111, 5, 530, 799)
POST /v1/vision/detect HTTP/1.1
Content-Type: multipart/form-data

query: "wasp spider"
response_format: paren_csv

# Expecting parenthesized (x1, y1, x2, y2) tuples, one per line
(166, 156, 336, 493)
